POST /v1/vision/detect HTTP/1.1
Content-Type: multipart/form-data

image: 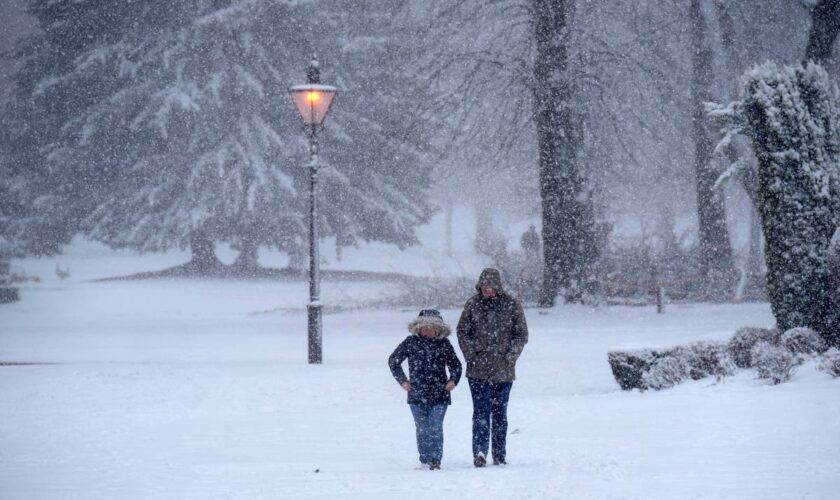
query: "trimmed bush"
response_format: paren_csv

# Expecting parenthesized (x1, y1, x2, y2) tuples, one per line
(728, 326, 780, 368)
(642, 353, 690, 390)
(817, 348, 840, 377)
(608, 349, 658, 390)
(685, 342, 737, 380)
(780, 327, 827, 356)
(610, 342, 736, 391)
(751, 342, 799, 384)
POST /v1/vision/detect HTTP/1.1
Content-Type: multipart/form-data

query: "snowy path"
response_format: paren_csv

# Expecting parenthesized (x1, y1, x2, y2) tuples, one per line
(1, 280, 839, 499)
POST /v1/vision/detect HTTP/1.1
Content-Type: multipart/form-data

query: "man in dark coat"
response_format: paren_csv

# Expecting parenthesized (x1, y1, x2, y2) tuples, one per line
(457, 268, 528, 467)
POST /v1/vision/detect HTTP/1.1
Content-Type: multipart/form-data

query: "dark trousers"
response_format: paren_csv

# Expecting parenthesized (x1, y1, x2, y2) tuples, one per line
(409, 404, 448, 464)
(468, 377, 513, 460)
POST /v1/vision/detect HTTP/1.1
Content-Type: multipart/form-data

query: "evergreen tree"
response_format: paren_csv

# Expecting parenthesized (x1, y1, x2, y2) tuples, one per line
(312, 0, 433, 254)
(711, 62, 840, 346)
(5, 0, 432, 270)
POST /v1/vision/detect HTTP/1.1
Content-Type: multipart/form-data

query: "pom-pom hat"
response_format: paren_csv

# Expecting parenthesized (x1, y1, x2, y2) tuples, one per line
(407, 308, 451, 338)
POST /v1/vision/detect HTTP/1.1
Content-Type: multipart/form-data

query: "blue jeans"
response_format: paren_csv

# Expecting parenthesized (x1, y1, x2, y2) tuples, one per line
(468, 378, 513, 461)
(409, 404, 448, 464)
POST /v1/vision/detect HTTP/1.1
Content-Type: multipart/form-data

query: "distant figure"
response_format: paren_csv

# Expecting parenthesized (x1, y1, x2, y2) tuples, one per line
(388, 309, 462, 470)
(457, 268, 528, 467)
(55, 264, 70, 281)
(520, 224, 541, 257)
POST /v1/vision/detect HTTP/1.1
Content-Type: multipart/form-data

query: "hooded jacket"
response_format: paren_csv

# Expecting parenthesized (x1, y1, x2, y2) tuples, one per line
(456, 268, 529, 382)
(388, 317, 462, 406)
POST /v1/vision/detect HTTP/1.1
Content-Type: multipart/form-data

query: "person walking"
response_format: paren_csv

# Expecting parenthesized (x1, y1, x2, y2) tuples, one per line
(457, 268, 528, 467)
(388, 309, 462, 470)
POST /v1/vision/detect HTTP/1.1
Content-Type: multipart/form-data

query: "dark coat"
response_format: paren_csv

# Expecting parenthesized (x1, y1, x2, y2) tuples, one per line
(457, 269, 529, 382)
(388, 335, 462, 406)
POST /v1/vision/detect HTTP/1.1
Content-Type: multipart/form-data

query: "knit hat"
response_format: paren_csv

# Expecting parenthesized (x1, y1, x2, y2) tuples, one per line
(407, 308, 451, 338)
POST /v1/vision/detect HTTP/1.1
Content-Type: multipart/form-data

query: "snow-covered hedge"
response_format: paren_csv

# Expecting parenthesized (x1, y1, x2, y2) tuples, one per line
(780, 327, 827, 356)
(817, 348, 840, 377)
(609, 341, 735, 391)
(641, 353, 689, 390)
(751, 342, 799, 384)
(608, 325, 829, 390)
(728, 326, 780, 368)
(607, 349, 658, 390)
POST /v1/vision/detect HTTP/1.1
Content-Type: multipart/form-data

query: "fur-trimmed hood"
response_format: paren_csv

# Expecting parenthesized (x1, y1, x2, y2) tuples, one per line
(408, 315, 452, 338)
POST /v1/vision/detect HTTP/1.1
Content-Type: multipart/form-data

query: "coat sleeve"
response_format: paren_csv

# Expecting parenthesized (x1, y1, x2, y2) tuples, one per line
(456, 299, 479, 360)
(445, 340, 463, 385)
(388, 338, 410, 385)
(507, 299, 529, 361)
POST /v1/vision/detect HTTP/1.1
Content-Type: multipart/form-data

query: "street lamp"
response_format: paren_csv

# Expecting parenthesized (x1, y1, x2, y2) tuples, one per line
(289, 57, 337, 364)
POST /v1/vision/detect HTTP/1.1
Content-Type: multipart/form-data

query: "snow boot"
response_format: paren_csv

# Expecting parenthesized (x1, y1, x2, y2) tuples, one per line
(474, 452, 486, 468)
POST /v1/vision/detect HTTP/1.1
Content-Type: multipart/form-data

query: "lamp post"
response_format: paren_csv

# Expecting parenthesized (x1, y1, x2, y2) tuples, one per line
(289, 58, 337, 364)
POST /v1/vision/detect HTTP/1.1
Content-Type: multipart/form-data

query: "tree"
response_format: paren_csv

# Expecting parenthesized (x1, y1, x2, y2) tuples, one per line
(531, 0, 601, 305)
(5, 0, 433, 272)
(689, 0, 736, 299)
(711, 62, 840, 346)
(805, 0, 840, 63)
(401, 0, 606, 305)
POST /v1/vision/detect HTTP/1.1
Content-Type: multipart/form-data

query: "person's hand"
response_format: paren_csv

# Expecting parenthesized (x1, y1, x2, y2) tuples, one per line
(445, 380, 456, 392)
(401, 381, 412, 392)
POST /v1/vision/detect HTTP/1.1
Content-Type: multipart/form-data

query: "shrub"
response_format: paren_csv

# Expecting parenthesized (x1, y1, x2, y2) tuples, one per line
(817, 348, 840, 377)
(610, 342, 737, 391)
(728, 326, 780, 368)
(642, 353, 690, 390)
(751, 342, 799, 384)
(780, 327, 827, 356)
(685, 341, 737, 380)
(607, 349, 658, 390)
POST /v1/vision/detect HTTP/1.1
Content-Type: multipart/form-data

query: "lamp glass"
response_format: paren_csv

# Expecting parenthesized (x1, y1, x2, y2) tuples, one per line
(289, 84, 337, 125)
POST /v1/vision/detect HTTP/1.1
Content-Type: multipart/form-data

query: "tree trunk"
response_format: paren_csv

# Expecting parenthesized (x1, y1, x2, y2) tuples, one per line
(805, 0, 840, 63)
(232, 235, 260, 271)
(532, 0, 596, 307)
(690, 0, 735, 299)
(0, 258, 18, 303)
(188, 229, 223, 273)
(745, 204, 765, 295)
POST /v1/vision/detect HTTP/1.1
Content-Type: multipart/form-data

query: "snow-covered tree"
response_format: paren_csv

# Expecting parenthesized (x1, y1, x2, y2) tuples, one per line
(5, 0, 432, 271)
(805, 0, 840, 64)
(314, 0, 434, 255)
(711, 62, 840, 346)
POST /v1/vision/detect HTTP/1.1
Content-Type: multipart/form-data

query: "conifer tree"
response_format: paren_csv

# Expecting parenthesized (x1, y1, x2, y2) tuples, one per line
(712, 62, 840, 346)
(5, 0, 432, 271)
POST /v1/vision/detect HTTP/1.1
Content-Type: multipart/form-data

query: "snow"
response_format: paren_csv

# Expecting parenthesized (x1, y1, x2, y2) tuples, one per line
(2, 243, 839, 499)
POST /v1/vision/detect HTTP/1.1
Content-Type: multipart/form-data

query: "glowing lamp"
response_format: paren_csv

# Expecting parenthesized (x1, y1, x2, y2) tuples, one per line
(289, 84, 337, 126)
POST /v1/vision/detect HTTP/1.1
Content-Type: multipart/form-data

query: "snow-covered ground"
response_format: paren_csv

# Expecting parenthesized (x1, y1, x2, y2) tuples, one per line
(2, 235, 839, 499)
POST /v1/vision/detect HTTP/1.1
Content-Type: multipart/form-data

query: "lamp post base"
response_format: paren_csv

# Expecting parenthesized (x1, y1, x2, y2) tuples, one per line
(307, 303, 323, 364)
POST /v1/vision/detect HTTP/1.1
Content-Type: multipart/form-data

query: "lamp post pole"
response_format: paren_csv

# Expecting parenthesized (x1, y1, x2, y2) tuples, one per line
(307, 121, 322, 364)
(289, 57, 336, 364)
